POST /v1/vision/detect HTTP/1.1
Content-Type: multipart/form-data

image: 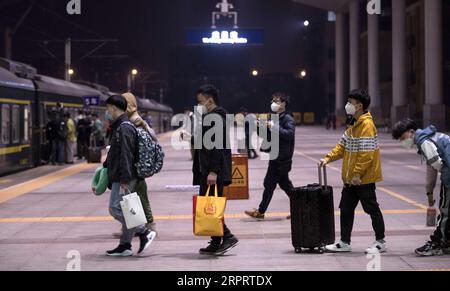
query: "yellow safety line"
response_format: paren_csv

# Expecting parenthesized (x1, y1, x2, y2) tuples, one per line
(378, 187, 428, 210)
(0, 209, 427, 223)
(388, 160, 421, 171)
(0, 163, 98, 204)
(294, 150, 429, 210)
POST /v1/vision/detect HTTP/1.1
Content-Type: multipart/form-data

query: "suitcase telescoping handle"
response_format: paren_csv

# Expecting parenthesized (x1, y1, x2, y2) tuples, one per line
(90, 133, 96, 148)
(318, 164, 328, 189)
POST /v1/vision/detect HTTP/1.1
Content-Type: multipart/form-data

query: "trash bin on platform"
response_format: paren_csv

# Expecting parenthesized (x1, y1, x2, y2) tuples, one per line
(224, 154, 249, 200)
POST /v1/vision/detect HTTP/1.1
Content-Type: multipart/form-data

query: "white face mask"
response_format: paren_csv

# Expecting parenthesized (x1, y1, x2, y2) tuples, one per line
(196, 104, 207, 115)
(345, 103, 357, 116)
(271, 102, 281, 113)
(401, 137, 415, 149)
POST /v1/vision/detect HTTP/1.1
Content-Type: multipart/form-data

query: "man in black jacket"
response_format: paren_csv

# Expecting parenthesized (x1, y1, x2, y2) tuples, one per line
(103, 95, 155, 257)
(193, 84, 239, 256)
(245, 93, 296, 220)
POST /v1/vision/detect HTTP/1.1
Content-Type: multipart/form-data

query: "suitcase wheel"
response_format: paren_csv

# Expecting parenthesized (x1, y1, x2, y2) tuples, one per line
(317, 247, 325, 254)
(295, 248, 303, 254)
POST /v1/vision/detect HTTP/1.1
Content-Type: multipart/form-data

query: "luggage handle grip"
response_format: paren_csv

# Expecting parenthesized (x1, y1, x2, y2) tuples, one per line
(90, 134, 96, 148)
(318, 164, 328, 189)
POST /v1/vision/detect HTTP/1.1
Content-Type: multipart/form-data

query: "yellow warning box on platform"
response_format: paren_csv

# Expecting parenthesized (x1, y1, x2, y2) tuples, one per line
(231, 165, 247, 187)
(224, 154, 249, 200)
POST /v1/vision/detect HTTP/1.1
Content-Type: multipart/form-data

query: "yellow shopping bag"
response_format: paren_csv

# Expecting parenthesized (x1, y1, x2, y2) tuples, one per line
(193, 185, 227, 237)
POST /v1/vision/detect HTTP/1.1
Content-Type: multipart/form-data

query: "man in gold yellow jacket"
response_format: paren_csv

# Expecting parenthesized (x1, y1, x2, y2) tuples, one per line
(320, 89, 386, 254)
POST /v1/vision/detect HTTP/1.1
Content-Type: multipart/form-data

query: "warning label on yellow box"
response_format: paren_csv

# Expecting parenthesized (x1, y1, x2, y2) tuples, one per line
(230, 165, 247, 187)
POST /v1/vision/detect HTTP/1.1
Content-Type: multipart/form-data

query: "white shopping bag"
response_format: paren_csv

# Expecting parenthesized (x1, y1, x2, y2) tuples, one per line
(120, 192, 147, 229)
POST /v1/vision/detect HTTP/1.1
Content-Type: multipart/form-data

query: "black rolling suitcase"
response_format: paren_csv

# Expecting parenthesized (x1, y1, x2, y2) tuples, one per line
(290, 165, 335, 254)
(87, 135, 102, 163)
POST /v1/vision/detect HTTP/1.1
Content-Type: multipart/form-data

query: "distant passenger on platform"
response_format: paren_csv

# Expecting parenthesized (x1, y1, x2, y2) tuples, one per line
(64, 112, 76, 164)
(76, 111, 89, 160)
(92, 113, 105, 147)
(45, 111, 57, 164)
(240, 107, 259, 160)
(103, 95, 155, 257)
(245, 93, 295, 220)
(123, 92, 158, 233)
(392, 119, 450, 257)
(183, 107, 195, 160)
(48, 111, 66, 166)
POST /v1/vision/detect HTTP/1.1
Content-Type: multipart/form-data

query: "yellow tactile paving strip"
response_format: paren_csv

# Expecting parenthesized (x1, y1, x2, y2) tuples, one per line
(0, 163, 99, 204)
(0, 209, 426, 223)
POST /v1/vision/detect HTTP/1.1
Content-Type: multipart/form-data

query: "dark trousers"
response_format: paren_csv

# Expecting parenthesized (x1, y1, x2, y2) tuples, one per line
(77, 138, 88, 159)
(258, 160, 294, 214)
(199, 182, 232, 245)
(50, 139, 64, 164)
(430, 184, 450, 244)
(245, 135, 258, 159)
(135, 179, 154, 224)
(339, 183, 385, 244)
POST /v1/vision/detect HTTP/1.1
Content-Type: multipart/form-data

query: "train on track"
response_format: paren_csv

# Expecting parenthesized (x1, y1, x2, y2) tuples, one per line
(0, 58, 173, 176)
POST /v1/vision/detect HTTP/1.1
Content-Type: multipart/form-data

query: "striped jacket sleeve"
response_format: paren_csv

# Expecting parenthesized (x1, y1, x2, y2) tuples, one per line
(325, 133, 347, 163)
(352, 121, 378, 177)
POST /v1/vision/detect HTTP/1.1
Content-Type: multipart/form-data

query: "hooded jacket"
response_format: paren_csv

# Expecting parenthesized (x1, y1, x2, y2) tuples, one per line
(122, 92, 158, 142)
(192, 106, 232, 186)
(324, 112, 383, 185)
(415, 126, 449, 186)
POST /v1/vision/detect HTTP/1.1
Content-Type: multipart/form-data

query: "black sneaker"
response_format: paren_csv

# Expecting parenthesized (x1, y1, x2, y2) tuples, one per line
(444, 242, 450, 254)
(106, 244, 133, 257)
(415, 241, 444, 257)
(215, 235, 239, 256)
(199, 241, 221, 255)
(137, 230, 157, 255)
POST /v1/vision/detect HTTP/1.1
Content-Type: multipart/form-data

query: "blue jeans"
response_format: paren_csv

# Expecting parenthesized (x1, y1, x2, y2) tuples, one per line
(109, 181, 146, 245)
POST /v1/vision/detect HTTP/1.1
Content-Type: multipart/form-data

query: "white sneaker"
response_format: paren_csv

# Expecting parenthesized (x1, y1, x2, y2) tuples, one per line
(365, 240, 387, 254)
(137, 230, 157, 255)
(325, 241, 352, 253)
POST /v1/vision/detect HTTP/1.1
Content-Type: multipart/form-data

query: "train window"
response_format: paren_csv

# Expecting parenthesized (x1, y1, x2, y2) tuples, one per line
(12, 105, 20, 143)
(23, 105, 30, 143)
(1, 104, 10, 145)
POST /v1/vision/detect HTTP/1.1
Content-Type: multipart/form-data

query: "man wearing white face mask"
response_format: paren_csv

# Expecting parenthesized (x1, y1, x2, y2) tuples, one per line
(245, 93, 295, 220)
(392, 119, 450, 257)
(319, 89, 386, 254)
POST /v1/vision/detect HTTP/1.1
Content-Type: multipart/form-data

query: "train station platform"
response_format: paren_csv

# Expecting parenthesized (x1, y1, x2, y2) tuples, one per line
(0, 126, 449, 271)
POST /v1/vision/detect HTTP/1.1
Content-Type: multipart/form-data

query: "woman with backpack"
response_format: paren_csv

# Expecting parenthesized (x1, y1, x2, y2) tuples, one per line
(122, 92, 158, 233)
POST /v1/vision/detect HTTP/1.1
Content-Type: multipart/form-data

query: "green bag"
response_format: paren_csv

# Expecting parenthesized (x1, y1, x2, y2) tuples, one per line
(91, 167, 109, 196)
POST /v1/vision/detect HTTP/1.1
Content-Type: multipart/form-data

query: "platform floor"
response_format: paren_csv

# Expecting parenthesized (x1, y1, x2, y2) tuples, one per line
(0, 126, 449, 271)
